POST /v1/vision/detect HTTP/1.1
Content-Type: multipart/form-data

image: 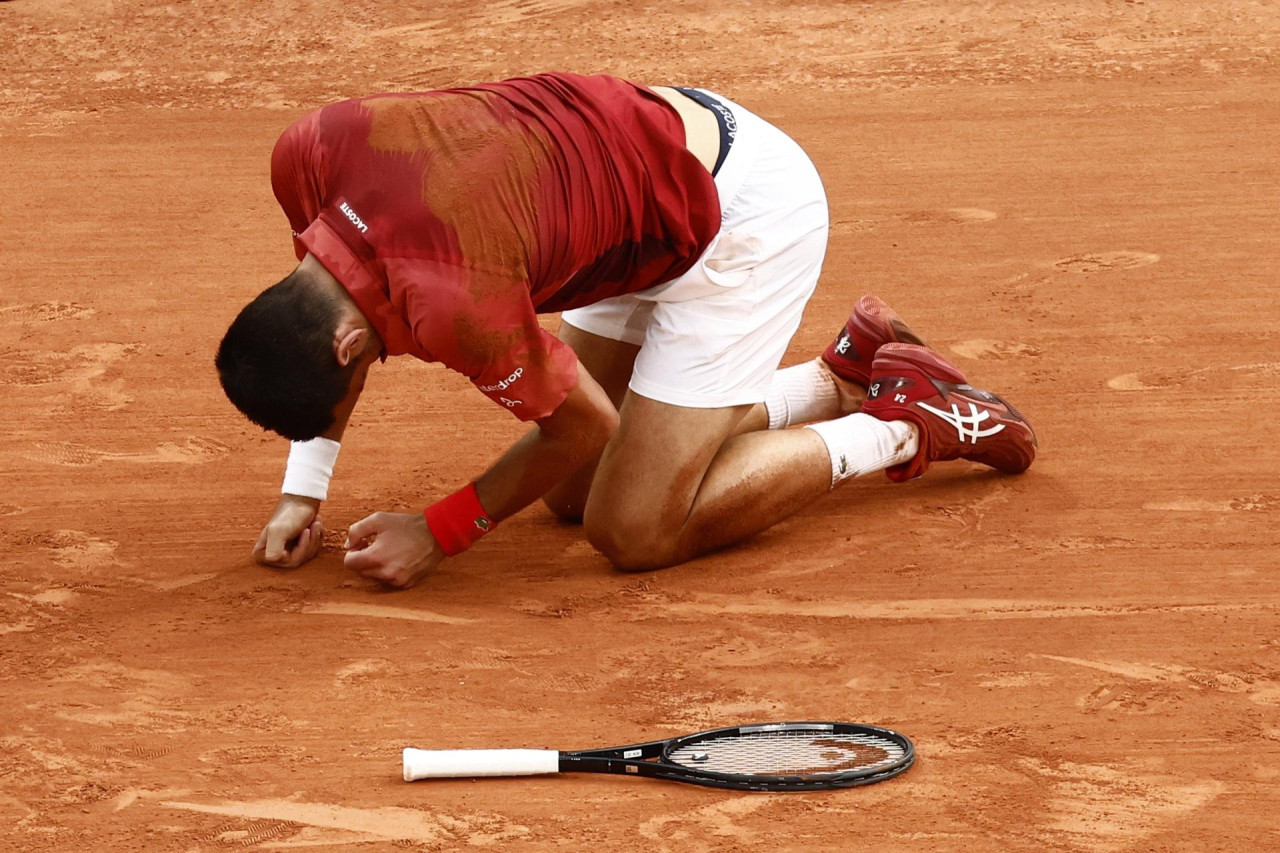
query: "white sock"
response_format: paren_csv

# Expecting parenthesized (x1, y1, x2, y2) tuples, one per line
(805, 414, 918, 488)
(764, 360, 840, 429)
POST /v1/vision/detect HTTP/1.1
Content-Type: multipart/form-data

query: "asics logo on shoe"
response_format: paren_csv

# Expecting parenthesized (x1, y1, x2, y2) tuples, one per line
(916, 400, 1006, 444)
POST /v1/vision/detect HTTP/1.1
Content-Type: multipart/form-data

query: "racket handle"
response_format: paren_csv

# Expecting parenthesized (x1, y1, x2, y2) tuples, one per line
(402, 748, 560, 781)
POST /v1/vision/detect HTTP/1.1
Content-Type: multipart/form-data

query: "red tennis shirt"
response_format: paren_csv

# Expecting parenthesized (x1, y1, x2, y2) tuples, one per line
(270, 72, 721, 420)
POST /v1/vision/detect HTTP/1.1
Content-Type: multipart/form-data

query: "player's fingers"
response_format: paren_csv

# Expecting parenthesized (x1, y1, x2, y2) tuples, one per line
(344, 513, 382, 550)
(251, 527, 270, 563)
(370, 567, 416, 590)
(299, 525, 316, 559)
(343, 539, 384, 573)
(381, 570, 415, 590)
(270, 526, 304, 568)
(282, 527, 309, 567)
(279, 516, 324, 568)
(263, 527, 291, 564)
(303, 520, 324, 561)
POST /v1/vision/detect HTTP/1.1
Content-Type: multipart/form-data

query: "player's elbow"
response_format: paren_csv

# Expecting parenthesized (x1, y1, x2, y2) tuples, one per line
(541, 394, 619, 457)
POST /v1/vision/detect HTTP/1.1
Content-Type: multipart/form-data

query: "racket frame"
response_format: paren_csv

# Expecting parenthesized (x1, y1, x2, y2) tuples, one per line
(555, 721, 915, 792)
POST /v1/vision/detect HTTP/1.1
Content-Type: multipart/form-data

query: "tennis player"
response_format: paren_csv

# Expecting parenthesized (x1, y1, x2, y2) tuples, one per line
(216, 72, 1036, 587)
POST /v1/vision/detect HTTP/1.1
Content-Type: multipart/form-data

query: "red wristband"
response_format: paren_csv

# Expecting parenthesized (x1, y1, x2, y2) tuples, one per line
(424, 483, 494, 556)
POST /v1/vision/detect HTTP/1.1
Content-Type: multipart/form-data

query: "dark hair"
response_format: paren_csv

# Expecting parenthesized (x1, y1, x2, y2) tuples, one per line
(215, 269, 354, 441)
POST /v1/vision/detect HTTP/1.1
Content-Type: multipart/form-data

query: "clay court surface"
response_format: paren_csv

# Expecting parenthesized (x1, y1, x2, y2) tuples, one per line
(3, 1, 1278, 849)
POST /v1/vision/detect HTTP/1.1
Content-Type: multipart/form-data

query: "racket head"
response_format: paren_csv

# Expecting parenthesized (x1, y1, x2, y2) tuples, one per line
(656, 721, 915, 791)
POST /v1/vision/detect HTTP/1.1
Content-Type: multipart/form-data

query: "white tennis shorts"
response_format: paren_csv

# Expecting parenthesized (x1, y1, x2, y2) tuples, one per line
(560, 92, 829, 409)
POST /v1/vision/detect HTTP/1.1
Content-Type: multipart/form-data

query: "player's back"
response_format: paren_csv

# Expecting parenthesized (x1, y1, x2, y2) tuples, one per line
(273, 73, 721, 312)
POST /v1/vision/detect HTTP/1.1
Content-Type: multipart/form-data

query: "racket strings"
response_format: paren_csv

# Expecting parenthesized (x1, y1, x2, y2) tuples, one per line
(666, 731, 906, 777)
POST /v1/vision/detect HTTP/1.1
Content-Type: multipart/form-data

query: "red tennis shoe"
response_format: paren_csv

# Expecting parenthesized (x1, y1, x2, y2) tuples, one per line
(821, 295, 926, 387)
(861, 343, 1037, 482)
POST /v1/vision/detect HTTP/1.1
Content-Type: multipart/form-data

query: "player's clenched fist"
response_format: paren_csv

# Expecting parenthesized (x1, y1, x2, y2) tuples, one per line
(253, 494, 324, 568)
(344, 512, 445, 589)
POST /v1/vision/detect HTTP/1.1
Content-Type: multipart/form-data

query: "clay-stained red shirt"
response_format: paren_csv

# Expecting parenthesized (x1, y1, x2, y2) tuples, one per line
(270, 73, 720, 420)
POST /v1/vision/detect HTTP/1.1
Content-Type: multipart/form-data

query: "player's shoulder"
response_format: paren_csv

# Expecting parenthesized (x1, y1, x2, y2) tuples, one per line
(275, 95, 385, 145)
(272, 106, 323, 154)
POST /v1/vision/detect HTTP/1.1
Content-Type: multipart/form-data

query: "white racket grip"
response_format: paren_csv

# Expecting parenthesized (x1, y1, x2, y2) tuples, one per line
(402, 748, 560, 781)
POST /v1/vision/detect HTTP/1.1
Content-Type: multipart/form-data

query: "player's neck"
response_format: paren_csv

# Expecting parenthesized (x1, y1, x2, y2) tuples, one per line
(297, 253, 382, 353)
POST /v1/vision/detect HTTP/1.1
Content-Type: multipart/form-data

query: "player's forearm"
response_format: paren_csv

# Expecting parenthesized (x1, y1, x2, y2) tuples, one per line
(473, 365, 619, 523)
(475, 412, 616, 523)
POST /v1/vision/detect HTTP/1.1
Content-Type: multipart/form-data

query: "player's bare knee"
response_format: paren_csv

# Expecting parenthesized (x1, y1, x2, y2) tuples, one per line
(583, 512, 678, 572)
(597, 539, 676, 573)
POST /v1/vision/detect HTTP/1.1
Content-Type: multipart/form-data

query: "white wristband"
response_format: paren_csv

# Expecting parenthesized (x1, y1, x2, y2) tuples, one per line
(282, 438, 341, 501)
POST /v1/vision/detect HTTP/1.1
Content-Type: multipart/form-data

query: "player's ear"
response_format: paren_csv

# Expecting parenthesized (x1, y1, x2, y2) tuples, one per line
(334, 327, 369, 367)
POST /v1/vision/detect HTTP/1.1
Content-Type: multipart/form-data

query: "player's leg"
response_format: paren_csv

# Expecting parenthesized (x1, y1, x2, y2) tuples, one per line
(577, 281, 1033, 570)
(578, 213, 923, 569)
(545, 277, 878, 521)
(584, 391, 914, 569)
(581, 303, 1037, 571)
(584, 338, 1037, 570)
(544, 308, 877, 521)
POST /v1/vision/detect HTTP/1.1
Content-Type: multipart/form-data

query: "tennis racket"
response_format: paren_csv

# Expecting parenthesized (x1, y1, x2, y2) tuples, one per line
(403, 721, 914, 791)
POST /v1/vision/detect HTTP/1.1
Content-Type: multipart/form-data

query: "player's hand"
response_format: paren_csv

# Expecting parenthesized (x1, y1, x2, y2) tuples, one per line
(253, 494, 324, 568)
(343, 511, 444, 589)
